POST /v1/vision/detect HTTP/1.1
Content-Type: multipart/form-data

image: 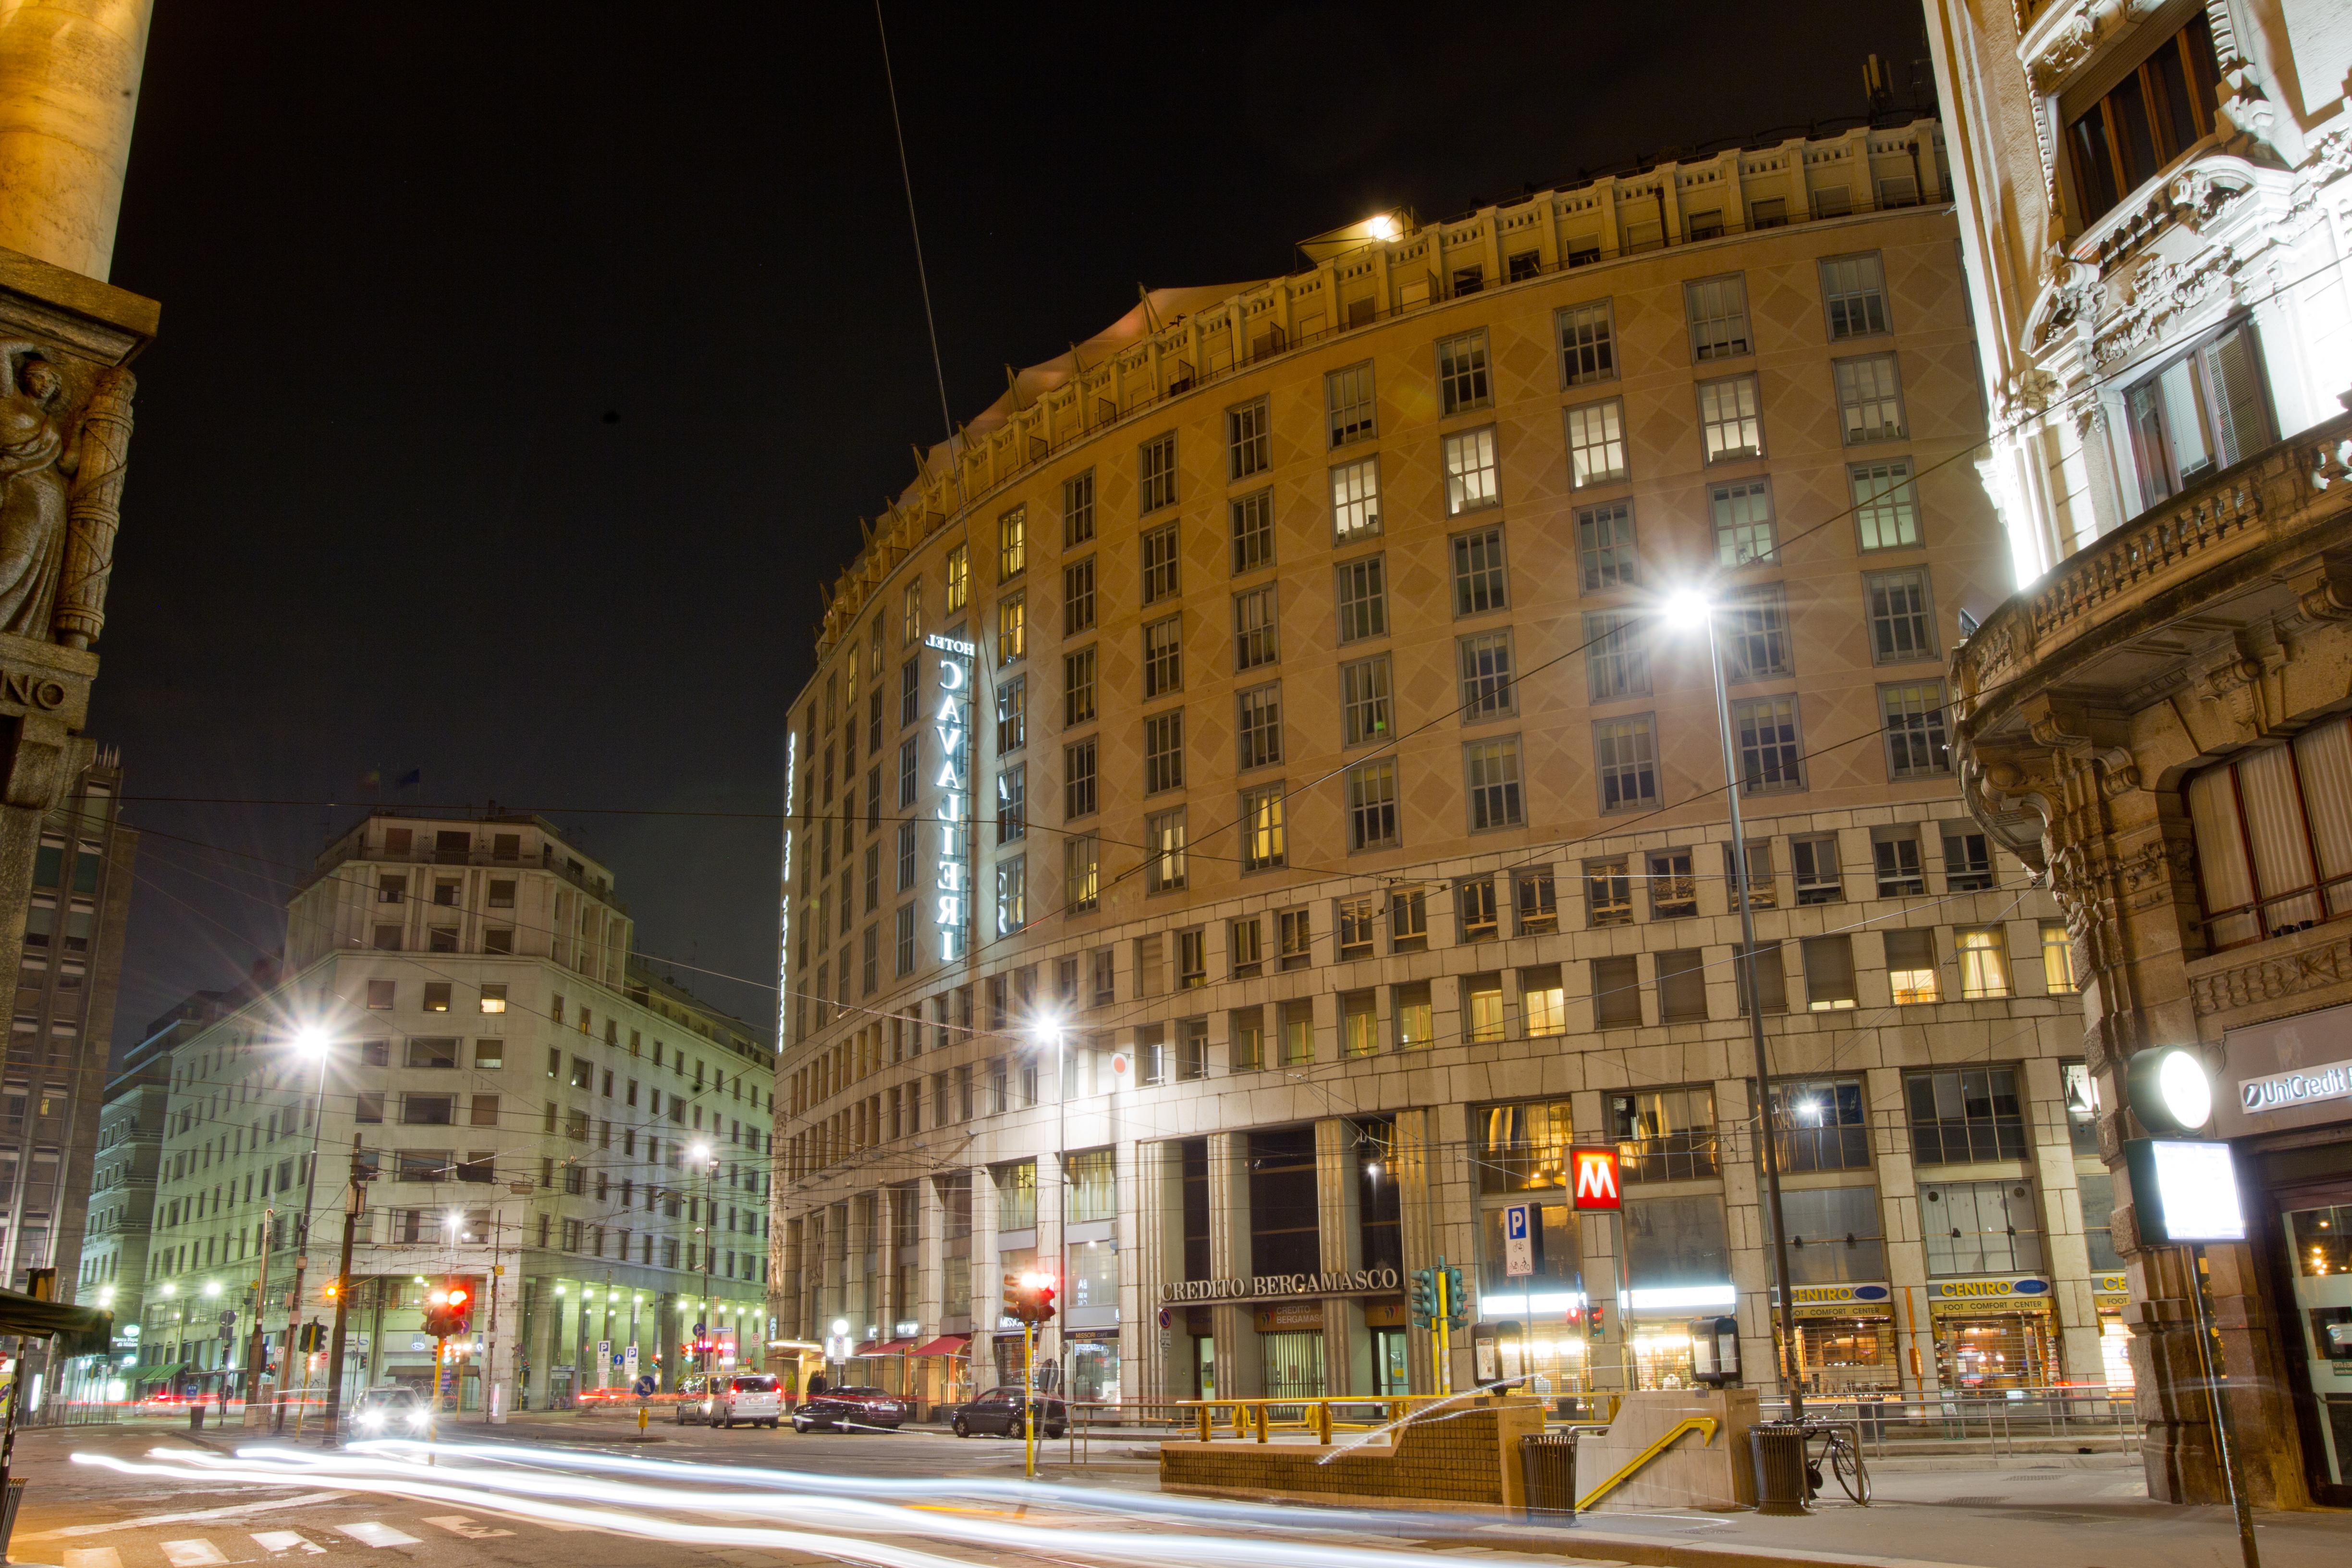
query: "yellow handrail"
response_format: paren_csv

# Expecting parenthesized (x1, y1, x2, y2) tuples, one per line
(1575, 1416, 1718, 1512)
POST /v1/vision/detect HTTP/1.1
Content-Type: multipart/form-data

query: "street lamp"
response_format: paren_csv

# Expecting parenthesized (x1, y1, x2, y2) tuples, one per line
(279, 1024, 334, 1433)
(689, 1142, 719, 1381)
(1664, 587, 1806, 1423)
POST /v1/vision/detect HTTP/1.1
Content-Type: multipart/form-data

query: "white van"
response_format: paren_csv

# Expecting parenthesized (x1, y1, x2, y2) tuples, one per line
(705, 1373, 782, 1429)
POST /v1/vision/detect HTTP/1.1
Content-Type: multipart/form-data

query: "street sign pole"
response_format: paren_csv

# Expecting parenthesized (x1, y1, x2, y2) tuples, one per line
(2187, 1244, 2261, 1568)
(1022, 1320, 1037, 1481)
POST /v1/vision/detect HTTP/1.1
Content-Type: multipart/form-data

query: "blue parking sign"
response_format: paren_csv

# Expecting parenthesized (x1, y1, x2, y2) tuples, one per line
(1504, 1200, 1535, 1277)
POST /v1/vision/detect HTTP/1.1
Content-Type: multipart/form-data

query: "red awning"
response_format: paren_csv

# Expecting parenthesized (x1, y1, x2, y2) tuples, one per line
(909, 1334, 970, 1358)
(852, 1338, 918, 1357)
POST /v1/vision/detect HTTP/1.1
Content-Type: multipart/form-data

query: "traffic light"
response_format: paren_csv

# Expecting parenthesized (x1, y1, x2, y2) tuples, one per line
(420, 1277, 475, 1340)
(1409, 1267, 1436, 1329)
(1000, 1271, 1058, 1323)
(296, 1322, 325, 1353)
(1444, 1264, 1470, 1331)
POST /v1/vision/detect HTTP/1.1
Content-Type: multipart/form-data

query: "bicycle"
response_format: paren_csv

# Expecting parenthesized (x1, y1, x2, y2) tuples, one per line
(1800, 1420, 1872, 1505)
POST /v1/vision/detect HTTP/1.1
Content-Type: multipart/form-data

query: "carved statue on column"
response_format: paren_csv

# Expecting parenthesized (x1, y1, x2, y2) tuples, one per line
(0, 343, 135, 649)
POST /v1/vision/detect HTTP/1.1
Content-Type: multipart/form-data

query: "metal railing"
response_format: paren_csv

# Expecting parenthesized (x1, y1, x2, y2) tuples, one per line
(1757, 1387, 2141, 1457)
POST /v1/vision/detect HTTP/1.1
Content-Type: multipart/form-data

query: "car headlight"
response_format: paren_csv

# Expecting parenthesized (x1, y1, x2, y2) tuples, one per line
(356, 1411, 383, 1430)
(408, 1409, 432, 1431)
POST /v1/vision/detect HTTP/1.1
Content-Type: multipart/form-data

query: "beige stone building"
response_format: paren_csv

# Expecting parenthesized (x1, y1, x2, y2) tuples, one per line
(773, 122, 2112, 1415)
(1928, 0, 2352, 1510)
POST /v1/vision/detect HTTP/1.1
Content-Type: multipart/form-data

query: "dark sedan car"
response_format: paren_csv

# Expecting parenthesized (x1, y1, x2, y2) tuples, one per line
(948, 1384, 1067, 1440)
(791, 1384, 907, 1433)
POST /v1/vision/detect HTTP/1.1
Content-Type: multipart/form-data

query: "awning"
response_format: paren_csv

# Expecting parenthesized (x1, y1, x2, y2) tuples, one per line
(0, 1288, 111, 1356)
(909, 1335, 969, 1358)
(851, 1338, 917, 1357)
(134, 1362, 187, 1385)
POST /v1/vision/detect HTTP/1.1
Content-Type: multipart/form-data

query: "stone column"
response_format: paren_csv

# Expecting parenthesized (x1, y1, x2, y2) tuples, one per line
(1868, 1066, 1936, 1394)
(0, 0, 154, 280)
(1427, 1102, 1477, 1392)
(1394, 1108, 1440, 1394)
(1132, 1137, 1175, 1404)
(1718, 1076, 1777, 1391)
(1205, 1131, 1255, 1397)
(1569, 1090, 1625, 1392)
(2023, 1057, 2102, 1382)
(1315, 1116, 1363, 1395)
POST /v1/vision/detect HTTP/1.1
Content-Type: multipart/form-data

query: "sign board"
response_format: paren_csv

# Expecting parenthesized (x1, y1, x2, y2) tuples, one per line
(2124, 1138, 2247, 1244)
(2238, 1057, 2352, 1116)
(1156, 1307, 1172, 1330)
(925, 633, 976, 962)
(1924, 1276, 2054, 1304)
(1571, 1147, 1622, 1211)
(1108, 1050, 1132, 1089)
(1158, 1330, 1172, 1352)
(634, 1374, 656, 1398)
(624, 1344, 639, 1384)
(1160, 1266, 1400, 1304)
(1503, 1202, 1535, 1278)
(597, 1339, 612, 1389)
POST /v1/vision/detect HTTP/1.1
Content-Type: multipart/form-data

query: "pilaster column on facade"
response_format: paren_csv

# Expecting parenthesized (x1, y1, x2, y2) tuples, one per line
(1716, 1075, 1780, 1392)
(916, 1176, 944, 1345)
(845, 1194, 872, 1340)
(971, 1162, 1000, 1384)
(1593, 180, 1622, 258)
(485, 1259, 522, 1418)
(1426, 1101, 1476, 1392)
(1392, 1107, 1438, 1394)
(1132, 1139, 1173, 1403)
(1567, 1090, 1624, 1391)
(1205, 1131, 1254, 1398)
(1316, 1116, 1364, 1395)
(1036, 1159, 1064, 1374)
(2021, 1056, 2101, 1383)
(1866, 1066, 1936, 1396)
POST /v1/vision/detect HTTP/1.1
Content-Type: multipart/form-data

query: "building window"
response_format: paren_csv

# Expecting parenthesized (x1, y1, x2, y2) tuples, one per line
(1341, 655, 1392, 746)
(1145, 808, 1187, 892)
(945, 543, 968, 611)
(1736, 940, 1788, 1014)
(1595, 716, 1657, 810)
(2184, 717, 2352, 949)
(1907, 1067, 2027, 1163)
(895, 904, 917, 976)
(1228, 398, 1271, 480)
(1585, 611, 1650, 700)
(2124, 318, 2275, 506)
(1231, 920, 1263, 980)
(897, 820, 917, 890)
(1330, 455, 1381, 541)
(1445, 528, 1510, 619)
(1725, 840, 1776, 910)
(1337, 895, 1376, 959)
(1793, 834, 1841, 905)
(1649, 848, 1699, 919)
(896, 735, 918, 808)
(1834, 354, 1907, 443)
(1237, 683, 1283, 770)
(1611, 1088, 1719, 1180)
(1179, 928, 1209, 989)
(1336, 554, 1387, 643)
(902, 579, 924, 646)
(1063, 468, 1096, 545)
(1874, 828, 1925, 896)
(1234, 584, 1279, 670)
(1241, 783, 1286, 870)
(2041, 921, 2078, 993)
(2066, 11, 2220, 226)
(1063, 556, 1095, 635)
(1944, 829, 1993, 891)
(1064, 646, 1096, 726)
(1819, 253, 1888, 339)
(995, 675, 1026, 754)
(1657, 948, 1708, 1022)
(1139, 432, 1177, 514)
(1732, 695, 1803, 792)
(1141, 522, 1180, 604)
(1684, 274, 1751, 360)
(1698, 374, 1763, 462)
(1956, 928, 2010, 998)
(1388, 885, 1428, 951)
(1558, 299, 1616, 386)
(900, 658, 919, 728)
(1886, 927, 1940, 1003)
(1143, 614, 1183, 698)
(1346, 760, 1399, 850)
(1342, 991, 1377, 1056)
(1394, 981, 1434, 1048)
(1280, 999, 1315, 1065)
(1458, 876, 1499, 942)
(1143, 710, 1184, 794)
(1464, 738, 1523, 830)
(995, 765, 1025, 845)
(1722, 584, 1790, 680)
(1522, 965, 1566, 1034)
(1065, 833, 1099, 912)
(1436, 330, 1490, 415)
(1515, 868, 1558, 934)
(1327, 361, 1376, 447)
(1592, 955, 1642, 1027)
(1865, 568, 1935, 662)
(1566, 399, 1627, 488)
(1881, 681, 1951, 778)
(1231, 490, 1274, 574)
(1278, 907, 1311, 970)
(996, 593, 1025, 665)
(1586, 857, 1632, 927)
(1576, 502, 1638, 590)
(1710, 479, 1775, 566)
(998, 506, 1026, 580)
(1442, 427, 1499, 514)
(1458, 630, 1515, 719)
(1850, 459, 1920, 550)
(1802, 934, 1858, 1010)
(1921, 1179, 2044, 1276)
(1462, 973, 1504, 1041)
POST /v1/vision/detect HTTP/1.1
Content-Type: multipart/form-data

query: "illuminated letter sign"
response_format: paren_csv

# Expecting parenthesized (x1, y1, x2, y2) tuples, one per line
(1570, 1146, 1622, 1211)
(925, 634, 976, 962)
(776, 728, 797, 1044)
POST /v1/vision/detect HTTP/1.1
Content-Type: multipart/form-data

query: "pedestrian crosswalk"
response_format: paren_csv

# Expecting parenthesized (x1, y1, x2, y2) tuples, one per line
(60, 1514, 542, 1566)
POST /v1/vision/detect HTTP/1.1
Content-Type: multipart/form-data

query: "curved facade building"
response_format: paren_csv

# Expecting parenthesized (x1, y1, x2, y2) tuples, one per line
(774, 121, 2104, 1412)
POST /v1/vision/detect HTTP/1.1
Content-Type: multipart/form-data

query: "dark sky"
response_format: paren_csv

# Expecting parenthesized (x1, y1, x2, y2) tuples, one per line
(92, 0, 1935, 1060)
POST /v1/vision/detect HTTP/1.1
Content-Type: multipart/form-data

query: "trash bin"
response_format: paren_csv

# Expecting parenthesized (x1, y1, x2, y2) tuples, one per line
(1519, 1431, 1577, 1523)
(1750, 1422, 1809, 1516)
(189, 1404, 207, 1433)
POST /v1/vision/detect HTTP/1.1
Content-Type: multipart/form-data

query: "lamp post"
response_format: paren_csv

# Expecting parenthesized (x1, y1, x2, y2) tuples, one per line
(690, 1143, 718, 1382)
(280, 1025, 332, 1433)
(1666, 588, 1804, 1424)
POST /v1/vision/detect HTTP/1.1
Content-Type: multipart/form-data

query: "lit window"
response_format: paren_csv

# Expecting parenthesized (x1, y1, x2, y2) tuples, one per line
(1956, 928, 2010, 999)
(1566, 400, 1626, 488)
(995, 593, 1024, 665)
(2041, 922, 2078, 993)
(1145, 808, 1187, 892)
(1886, 929, 1940, 1004)
(1698, 375, 1763, 461)
(1331, 456, 1382, 541)
(1850, 460, 1920, 551)
(997, 507, 1026, 580)
(1711, 479, 1775, 566)
(1241, 783, 1286, 871)
(1834, 354, 1907, 444)
(944, 545, 968, 612)
(1557, 300, 1616, 386)
(1442, 427, 1499, 514)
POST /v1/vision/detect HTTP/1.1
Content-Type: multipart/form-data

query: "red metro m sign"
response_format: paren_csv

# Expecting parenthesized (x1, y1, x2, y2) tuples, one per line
(1570, 1146, 1622, 1211)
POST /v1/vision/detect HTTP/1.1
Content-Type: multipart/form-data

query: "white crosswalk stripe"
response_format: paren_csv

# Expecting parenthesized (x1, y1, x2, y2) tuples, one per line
(251, 1529, 327, 1554)
(422, 1515, 514, 1540)
(60, 1548, 123, 1568)
(158, 1543, 228, 1568)
(332, 1521, 422, 1548)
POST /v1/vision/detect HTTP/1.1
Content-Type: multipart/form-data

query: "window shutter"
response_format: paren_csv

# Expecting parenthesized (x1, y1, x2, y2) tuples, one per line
(1593, 955, 1642, 1027)
(1736, 942, 1787, 1014)
(2208, 324, 2270, 467)
(1657, 949, 1709, 1021)
(1802, 934, 1857, 1007)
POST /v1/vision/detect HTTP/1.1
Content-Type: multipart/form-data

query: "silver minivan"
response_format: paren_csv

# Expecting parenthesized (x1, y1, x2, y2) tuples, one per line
(699, 1373, 783, 1429)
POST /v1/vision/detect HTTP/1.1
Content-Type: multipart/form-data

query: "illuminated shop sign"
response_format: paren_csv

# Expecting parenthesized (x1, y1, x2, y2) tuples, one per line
(2239, 1059, 2352, 1115)
(1159, 1267, 1402, 1304)
(1570, 1146, 1621, 1211)
(926, 634, 976, 962)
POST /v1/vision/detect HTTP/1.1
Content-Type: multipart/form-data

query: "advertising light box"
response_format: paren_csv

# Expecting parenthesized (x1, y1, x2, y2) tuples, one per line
(2123, 1138, 2246, 1245)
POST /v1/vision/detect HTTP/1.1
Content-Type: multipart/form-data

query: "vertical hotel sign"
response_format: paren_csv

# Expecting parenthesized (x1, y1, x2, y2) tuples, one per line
(926, 633, 976, 961)
(776, 728, 797, 1047)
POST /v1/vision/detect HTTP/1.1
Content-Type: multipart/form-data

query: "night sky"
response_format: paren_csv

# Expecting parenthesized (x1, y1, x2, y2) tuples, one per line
(92, 0, 1936, 1059)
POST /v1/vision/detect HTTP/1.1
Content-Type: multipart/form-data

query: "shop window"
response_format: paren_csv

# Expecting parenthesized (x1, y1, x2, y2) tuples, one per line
(1771, 1077, 1870, 1172)
(1623, 1193, 1731, 1290)
(1610, 1087, 1718, 1181)
(2065, 12, 2219, 228)
(1781, 1183, 1886, 1284)
(1920, 1179, 2044, 1275)
(1906, 1067, 2028, 1164)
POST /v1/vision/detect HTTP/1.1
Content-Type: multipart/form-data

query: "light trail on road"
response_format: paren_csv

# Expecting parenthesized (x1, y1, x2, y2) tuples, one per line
(70, 1443, 1533, 1568)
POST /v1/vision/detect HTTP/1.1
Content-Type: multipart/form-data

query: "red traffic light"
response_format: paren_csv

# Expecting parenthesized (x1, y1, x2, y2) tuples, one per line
(420, 1276, 478, 1340)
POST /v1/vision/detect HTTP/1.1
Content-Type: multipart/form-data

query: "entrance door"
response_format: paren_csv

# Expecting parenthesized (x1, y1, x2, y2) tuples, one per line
(1372, 1329, 1409, 1396)
(2280, 1197, 2352, 1496)
(1193, 1335, 1214, 1399)
(1261, 1331, 1326, 1406)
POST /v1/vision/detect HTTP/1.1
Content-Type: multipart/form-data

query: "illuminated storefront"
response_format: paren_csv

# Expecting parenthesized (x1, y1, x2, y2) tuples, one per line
(1777, 1283, 1900, 1393)
(1927, 1277, 2057, 1391)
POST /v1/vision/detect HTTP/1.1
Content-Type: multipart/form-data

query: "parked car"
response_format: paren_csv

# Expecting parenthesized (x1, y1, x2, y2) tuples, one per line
(682, 1373, 783, 1429)
(671, 1375, 711, 1424)
(349, 1385, 434, 1437)
(948, 1385, 1066, 1440)
(790, 1384, 907, 1433)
